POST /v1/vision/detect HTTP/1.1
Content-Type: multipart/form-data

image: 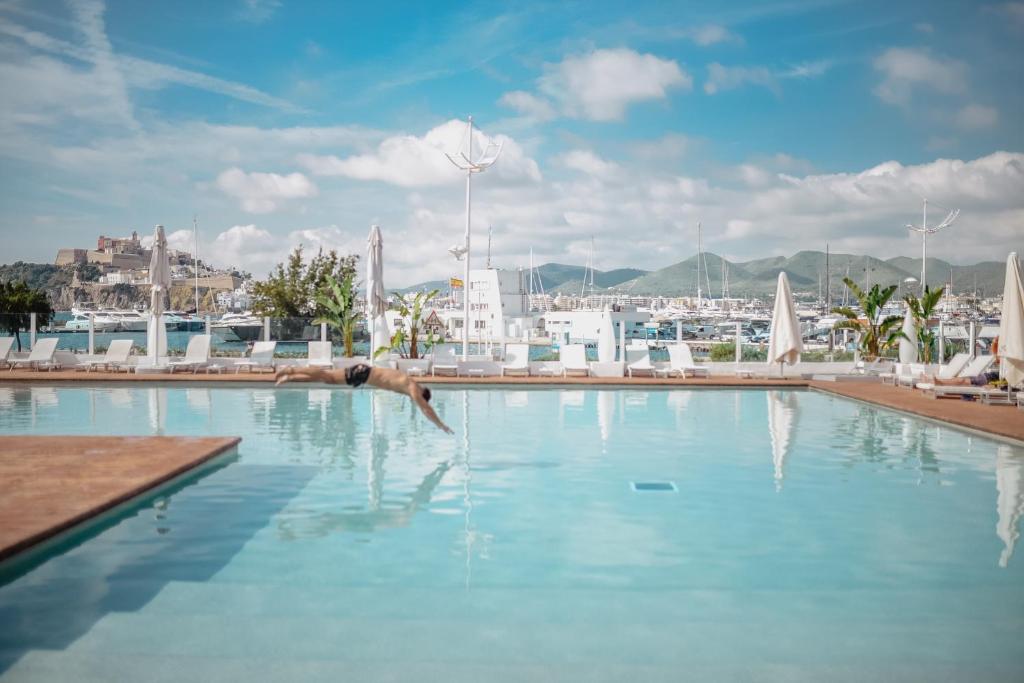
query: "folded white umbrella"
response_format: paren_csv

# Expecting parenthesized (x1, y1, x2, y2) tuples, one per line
(766, 272, 802, 375)
(899, 304, 918, 364)
(597, 308, 615, 363)
(147, 225, 171, 363)
(998, 252, 1024, 388)
(367, 225, 386, 356)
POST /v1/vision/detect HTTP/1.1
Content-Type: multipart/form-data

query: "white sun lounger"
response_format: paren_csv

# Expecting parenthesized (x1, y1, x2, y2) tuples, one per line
(79, 339, 134, 372)
(431, 343, 459, 376)
(896, 354, 971, 388)
(167, 335, 212, 374)
(235, 341, 277, 373)
(919, 355, 996, 397)
(0, 337, 14, 369)
(626, 347, 656, 377)
(656, 343, 710, 378)
(880, 362, 905, 385)
(561, 344, 590, 377)
(8, 338, 60, 371)
(306, 341, 334, 369)
(501, 343, 530, 376)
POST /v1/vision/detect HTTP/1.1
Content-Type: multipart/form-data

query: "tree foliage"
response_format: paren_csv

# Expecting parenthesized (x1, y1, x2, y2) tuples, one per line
(251, 246, 359, 319)
(314, 274, 359, 358)
(831, 277, 904, 360)
(0, 280, 54, 351)
(903, 285, 945, 363)
(375, 289, 440, 359)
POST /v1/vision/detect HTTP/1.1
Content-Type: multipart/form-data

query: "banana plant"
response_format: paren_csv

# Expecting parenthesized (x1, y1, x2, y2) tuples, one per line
(374, 289, 439, 359)
(313, 273, 358, 357)
(831, 277, 905, 360)
(904, 285, 945, 363)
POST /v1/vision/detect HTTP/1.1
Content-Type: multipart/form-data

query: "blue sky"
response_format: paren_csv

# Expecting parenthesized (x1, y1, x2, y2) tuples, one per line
(0, 0, 1021, 285)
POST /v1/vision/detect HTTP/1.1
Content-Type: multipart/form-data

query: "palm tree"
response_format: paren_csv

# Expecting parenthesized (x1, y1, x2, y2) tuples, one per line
(831, 277, 904, 360)
(375, 289, 440, 359)
(904, 285, 945, 363)
(313, 273, 358, 357)
(0, 280, 53, 351)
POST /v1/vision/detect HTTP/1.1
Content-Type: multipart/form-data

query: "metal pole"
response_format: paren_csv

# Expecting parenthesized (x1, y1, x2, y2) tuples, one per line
(921, 199, 927, 289)
(937, 320, 945, 364)
(263, 316, 271, 342)
(30, 312, 36, 349)
(193, 216, 200, 315)
(462, 118, 473, 361)
(320, 322, 327, 343)
(735, 321, 742, 365)
(676, 319, 682, 345)
(969, 321, 976, 360)
(205, 315, 211, 337)
(88, 313, 95, 356)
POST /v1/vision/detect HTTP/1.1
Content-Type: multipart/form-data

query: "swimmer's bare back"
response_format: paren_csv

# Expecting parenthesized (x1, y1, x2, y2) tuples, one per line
(274, 364, 453, 434)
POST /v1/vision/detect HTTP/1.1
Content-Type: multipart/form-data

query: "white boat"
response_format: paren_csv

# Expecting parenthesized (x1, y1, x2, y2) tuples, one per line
(63, 313, 119, 332)
(107, 310, 148, 332)
(211, 313, 263, 342)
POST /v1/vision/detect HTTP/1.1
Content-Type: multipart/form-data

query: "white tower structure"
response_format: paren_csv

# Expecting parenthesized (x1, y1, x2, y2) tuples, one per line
(446, 116, 503, 359)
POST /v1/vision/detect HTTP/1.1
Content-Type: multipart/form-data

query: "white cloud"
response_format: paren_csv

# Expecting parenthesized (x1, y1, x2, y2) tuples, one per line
(986, 2, 1024, 30)
(0, 13, 300, 112)
(873, 47, 967, 106)
(955, 104, 999, 130)
(688, 24, 742, 46)
(704, 60, 831, 95)
(914, 22, 935, 34)
(215, 168, 318, 213)
(297, 119, 542, 188)
(558, 150, 621, 180)
(705, 63, 777, 95)
(497, 90, 556, 121)
(500, 48, 691, 122)
(238, 0, 281, 23)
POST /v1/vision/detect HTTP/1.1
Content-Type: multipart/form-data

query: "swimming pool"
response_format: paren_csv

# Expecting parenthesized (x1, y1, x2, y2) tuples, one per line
(1, 385, 1022, 681)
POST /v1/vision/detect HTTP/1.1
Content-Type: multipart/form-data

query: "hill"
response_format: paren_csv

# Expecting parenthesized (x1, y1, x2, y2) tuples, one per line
(615, 251, 1009, 298)
(398, 264, 648, 295)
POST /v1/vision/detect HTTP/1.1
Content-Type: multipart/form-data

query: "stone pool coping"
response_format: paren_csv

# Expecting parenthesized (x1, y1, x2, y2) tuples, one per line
(0, 436, 240, 562)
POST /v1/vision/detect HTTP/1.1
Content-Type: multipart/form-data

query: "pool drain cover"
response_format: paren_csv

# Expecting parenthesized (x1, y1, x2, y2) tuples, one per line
(631, 481, 677, 492)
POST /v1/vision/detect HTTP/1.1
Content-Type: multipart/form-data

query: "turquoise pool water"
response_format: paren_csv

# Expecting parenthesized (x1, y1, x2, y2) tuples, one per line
(0, 385, 1022, 681)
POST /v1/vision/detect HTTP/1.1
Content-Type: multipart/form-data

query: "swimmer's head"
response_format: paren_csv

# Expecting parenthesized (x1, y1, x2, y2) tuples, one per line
(421, 386, 432, 402)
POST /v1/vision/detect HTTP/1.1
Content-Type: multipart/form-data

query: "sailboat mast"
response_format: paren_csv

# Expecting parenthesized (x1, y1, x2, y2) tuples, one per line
(192, 215, 200, 315)
(696, 221, 702, 310)
(825, 243, 830, 313)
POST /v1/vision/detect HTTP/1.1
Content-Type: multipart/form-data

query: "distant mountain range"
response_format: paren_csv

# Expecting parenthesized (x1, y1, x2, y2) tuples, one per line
(397, 251, 1012, 298)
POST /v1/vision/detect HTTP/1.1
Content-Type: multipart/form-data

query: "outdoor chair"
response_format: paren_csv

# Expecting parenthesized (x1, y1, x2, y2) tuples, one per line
(431, 343, 459, 376)
(235, 341, 277, 373)
(8, 338, 60, 371)
(626, 348, 656, 377)
(167, 335, 212, 374)
(0, 337, 14, 369)
(917, 355, 995, 394)
(561, 344, 590, 377)
(501, 343, 530, 377)
(306, 341, 334, 369)
(656, 343, 710, 378)
(79, 339, 134, 372)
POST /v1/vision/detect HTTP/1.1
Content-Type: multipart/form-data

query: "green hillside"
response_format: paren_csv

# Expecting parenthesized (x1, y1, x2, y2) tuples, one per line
(393, 253, 1009, 298)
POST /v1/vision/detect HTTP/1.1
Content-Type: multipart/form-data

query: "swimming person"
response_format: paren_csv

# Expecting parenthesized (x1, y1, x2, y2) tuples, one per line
(274, 364, 453, 434)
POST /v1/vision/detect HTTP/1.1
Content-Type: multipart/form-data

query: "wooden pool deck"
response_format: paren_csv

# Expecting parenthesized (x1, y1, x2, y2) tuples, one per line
(0, 436, 240, 562)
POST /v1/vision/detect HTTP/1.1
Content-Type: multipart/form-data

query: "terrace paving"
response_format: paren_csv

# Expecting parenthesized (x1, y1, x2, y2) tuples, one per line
(0, 436, 239, 562)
